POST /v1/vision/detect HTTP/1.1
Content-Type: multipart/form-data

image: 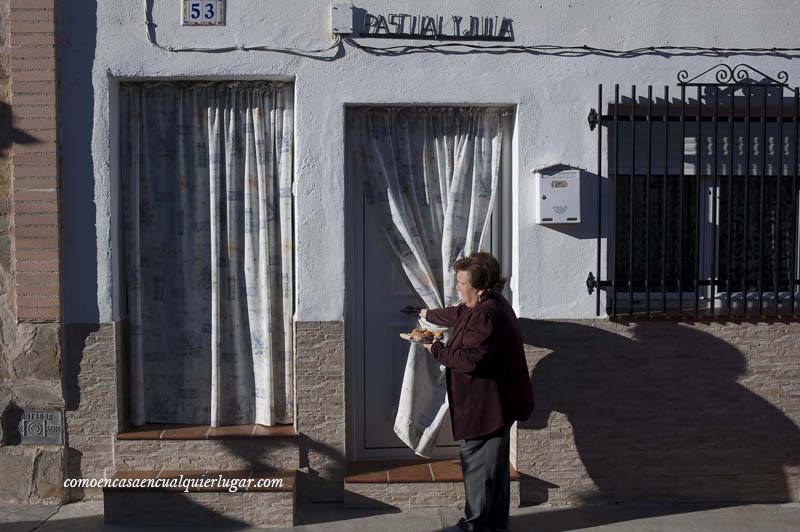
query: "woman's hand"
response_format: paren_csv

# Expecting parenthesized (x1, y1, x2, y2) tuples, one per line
(419, 308, 428, 319)
(422, 342, 434, 352)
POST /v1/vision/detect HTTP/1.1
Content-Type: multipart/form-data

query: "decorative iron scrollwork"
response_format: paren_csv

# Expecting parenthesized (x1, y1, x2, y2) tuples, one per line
(677, 64, 789, 85)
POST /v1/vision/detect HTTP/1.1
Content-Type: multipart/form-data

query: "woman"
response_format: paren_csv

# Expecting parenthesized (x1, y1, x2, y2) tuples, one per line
(421, 252, 534, 532)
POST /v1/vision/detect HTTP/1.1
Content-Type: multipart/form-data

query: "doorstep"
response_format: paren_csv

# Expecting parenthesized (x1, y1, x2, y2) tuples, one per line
(344, 458, 520, 509)
(345, 458, 520, 483)
(103, 468, 296, 527)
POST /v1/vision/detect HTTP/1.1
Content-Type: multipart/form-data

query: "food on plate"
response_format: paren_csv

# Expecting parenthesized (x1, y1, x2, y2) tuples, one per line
(409, 328, 443, 342)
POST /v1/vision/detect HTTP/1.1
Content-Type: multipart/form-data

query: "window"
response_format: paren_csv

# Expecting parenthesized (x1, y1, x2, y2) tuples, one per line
(119, 81, 295, 426)
(596, 76, 800, 316)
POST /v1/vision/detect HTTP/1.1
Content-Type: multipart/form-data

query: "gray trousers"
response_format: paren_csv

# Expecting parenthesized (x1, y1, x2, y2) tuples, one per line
(459, 423, 512, 532)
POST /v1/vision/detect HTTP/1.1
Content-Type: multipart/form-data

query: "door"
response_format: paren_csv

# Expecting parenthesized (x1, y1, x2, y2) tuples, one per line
(356, 179, 458, 458)
(345, 107, 512, 460)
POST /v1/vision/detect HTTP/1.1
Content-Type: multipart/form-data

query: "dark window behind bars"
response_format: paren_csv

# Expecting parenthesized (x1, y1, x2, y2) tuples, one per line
(588, 65, 800, 317)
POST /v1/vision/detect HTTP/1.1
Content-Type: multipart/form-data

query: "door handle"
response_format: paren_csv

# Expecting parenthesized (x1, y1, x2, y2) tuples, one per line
(400, 305, 420, 315)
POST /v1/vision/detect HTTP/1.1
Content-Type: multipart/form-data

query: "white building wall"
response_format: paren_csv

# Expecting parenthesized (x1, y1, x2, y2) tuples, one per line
(58, 0, 800, 323)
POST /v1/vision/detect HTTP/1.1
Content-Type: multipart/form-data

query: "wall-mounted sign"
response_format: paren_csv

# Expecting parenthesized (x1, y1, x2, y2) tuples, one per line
(182, 0, 226, 26)
(3, 408, 64, 445)
(355, 10, 514, 41)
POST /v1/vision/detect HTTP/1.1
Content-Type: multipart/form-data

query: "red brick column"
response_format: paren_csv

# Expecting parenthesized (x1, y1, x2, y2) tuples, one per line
(9, 0, 60, 322)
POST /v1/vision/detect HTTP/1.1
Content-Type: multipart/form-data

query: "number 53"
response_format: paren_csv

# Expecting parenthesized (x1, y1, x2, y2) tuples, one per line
(186, 1, 222, 24)
(190, 2, 214, 19)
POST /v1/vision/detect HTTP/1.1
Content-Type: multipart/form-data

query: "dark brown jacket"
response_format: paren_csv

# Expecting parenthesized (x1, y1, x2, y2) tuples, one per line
(427, 293, 534, 441)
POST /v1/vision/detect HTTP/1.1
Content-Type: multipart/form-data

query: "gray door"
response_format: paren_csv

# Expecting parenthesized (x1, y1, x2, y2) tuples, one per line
(345, 107, 512, 460)
(352, 173, 459, 458)
(363, 185, 459, 451)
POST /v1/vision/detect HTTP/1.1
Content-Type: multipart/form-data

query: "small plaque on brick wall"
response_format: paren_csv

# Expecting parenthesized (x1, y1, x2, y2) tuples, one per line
(4, 408, 63, 445)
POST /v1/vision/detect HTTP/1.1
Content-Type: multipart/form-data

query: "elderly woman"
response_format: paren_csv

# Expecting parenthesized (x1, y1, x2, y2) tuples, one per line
(420, 252, 534, 532)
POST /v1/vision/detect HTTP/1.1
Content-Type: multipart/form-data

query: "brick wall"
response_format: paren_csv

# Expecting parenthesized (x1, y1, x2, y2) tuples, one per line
(64, 323, 120, 501)
(8, 0, 60, 322)
(295, 321, 346, 502)
(0, 0, 65, 505)
(517, 318, 800, 506)
(1, 0, 12, 381)
(9, 309, 800, 506)
(289, 317, 800, 507)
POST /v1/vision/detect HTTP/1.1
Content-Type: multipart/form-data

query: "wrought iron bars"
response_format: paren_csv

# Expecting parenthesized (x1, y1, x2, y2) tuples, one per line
(588, 64, 800, 317)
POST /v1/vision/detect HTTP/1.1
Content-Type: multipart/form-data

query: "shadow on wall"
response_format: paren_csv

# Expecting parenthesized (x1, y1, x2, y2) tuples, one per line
(0, 101, 39, 154)
(58, 0, 99, 502)
(63, 323, 98, 502)
(518, 318, 800, 510)
(0, 99, 38, 213)
(58, 0, 99, 323)
(220, 433, 354, 509)
(219, 433, 409, 525)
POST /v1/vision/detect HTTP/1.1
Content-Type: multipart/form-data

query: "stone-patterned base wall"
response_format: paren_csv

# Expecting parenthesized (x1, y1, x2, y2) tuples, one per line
(0, 253, 65, 505)
(0, 446, 63, 504)
(295, 321, 346, 503)
(64, 323, 119, 501)
(344, 481, 520, 510)
(517, 318, 800, 507)
(64, 319, 303, 502)
(61, 318, 346, 508)
(50, 314, 800, 510)
(104, 490, 295, 528)
(114, 439, 299, 472)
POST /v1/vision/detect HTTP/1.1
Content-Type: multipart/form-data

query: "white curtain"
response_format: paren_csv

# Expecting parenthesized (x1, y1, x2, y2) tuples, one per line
(120, 81, 294, 427)
(349, 107, 504, 456)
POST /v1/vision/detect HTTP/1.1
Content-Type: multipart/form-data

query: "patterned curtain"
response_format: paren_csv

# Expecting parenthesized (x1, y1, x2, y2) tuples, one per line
(349, 107, 504, 456)
(718, 175, 797, 291)
(614, 124, 798, 296)
(614, 174, 698, 290)
(120, 81, 294, 427)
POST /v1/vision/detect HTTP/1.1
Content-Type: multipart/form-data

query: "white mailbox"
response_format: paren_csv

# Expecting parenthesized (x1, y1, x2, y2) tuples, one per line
(533, 165, 581, 224)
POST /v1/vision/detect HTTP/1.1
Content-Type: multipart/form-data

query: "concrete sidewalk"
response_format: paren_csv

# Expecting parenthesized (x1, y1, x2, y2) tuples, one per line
(1, 501, 799, 532)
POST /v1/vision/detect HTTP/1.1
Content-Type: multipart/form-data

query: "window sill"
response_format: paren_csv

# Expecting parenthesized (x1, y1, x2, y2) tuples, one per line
(117, 423, 298, 441)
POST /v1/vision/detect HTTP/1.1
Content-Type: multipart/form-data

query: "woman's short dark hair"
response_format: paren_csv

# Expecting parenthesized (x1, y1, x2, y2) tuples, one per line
(452, 252, 506, 295)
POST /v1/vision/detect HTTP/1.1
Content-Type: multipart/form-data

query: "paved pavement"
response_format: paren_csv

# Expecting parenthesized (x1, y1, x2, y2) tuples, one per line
(1, 500, 799, 531)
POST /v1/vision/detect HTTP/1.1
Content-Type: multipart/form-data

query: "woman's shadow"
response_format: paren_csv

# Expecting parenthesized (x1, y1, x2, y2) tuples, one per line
(513, 318, 800, 528)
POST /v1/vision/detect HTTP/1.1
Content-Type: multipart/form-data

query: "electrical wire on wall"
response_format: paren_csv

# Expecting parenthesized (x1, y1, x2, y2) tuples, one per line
(143, 1, 800, 60)
(344, 38, 800, 59)
(143, 0, 343, 60)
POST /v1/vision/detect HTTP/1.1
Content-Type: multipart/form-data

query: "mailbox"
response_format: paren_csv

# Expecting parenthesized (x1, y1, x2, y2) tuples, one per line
(533, 165, 580, 224)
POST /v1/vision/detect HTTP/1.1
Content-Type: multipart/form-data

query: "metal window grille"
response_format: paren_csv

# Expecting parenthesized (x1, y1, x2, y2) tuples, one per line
(587, 64, 800, 318)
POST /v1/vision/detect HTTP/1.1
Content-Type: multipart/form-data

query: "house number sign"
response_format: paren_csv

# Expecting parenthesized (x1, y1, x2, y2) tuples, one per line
(182, 0, 226, 26)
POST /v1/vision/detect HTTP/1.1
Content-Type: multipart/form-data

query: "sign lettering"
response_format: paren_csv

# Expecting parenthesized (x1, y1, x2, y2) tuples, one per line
(359, 12, 514, 41)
